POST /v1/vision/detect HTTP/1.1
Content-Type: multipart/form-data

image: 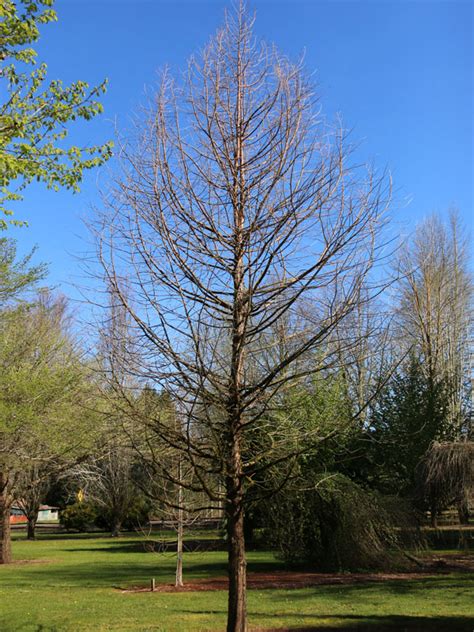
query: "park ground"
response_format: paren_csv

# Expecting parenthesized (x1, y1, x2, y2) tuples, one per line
(0, 531, 473, 631)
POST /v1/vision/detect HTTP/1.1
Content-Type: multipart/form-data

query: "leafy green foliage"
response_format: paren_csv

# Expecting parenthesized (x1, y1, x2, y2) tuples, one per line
(243, 372, 353, 509)
(94, 496, 151, 532)
(0, 0, 112, 227)
(0, 284, 102, 550)
(0, 295, 87, 458)
(247, 372, 423, 571)
(0, 237, 46, 302)
(60, 496, 150, 533)
(367, 355, 452, 497)
(59, 502, 98, 532)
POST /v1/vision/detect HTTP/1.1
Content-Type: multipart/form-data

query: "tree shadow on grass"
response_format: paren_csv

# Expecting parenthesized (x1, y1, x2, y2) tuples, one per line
(2, 558, 224, 589)
(67, 538, 228, 554)
(4, 614, 474, 632)
(6, 555, 473, 593)
(11, 532, 104, 543)
(274, 572, 474, 601)
(62, 540, 150, 554)
(248, 613, 474, 631)
(6, 559, 301, 593)
(170, 607, 473, 632)
(2, 624, 61, 632)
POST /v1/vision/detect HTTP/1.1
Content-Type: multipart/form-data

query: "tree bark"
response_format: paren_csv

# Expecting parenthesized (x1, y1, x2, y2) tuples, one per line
(226, 482, 247, 632)
(111, 520, 121, 537)
(226, 31, 247, 628)
(175, 510, 184, 587)
(457, 497, 470, 526)
(0, 471, 12, 564)
(176, 473, 184, 587)
(27, 516, 37, 541)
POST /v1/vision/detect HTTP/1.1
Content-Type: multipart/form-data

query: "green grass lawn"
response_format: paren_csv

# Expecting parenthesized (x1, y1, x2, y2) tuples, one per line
(0, 534, 473, 631)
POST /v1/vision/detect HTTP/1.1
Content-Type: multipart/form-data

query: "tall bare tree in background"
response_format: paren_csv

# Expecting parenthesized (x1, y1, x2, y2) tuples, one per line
(396, 211, 472, 436)
(334, 286, 395, 425)
(94, 5, 390, 630)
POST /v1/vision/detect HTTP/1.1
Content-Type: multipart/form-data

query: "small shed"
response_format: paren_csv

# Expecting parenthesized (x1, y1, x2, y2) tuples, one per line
(38, 505, 59, 522)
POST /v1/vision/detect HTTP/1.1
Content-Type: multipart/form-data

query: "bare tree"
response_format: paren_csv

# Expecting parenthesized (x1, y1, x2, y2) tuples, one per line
(396, 211, 472, 435)
(333, 287, 396, 425)
(15, 462, 59, 540)
(93, 5, 389, 630)
(70, 445, 139, 537)
(136, 448, 209, 588)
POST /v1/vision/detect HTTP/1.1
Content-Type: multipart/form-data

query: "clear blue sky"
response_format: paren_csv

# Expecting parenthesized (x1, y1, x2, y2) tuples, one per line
(11, 0, 473, 296)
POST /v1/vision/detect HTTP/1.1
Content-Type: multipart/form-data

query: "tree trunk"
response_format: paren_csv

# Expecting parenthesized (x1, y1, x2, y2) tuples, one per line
(226, 481, 247, 632)
(111, 521, 121, 537)
(175, 512, 184, 587)
(430, 506, 438, 528)
(175, 476, 184, 587)
(0, 471, 12, 564)
(457, 497, 470, 526)
(27, 516, 37, 541)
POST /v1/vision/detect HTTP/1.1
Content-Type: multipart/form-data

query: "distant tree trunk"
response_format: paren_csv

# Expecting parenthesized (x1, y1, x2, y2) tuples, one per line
(175, 468, 184, 587)
(27, 515, 37, 541)
(24, 501, 40, 541)
(0, 471, 12, 564)
(457, 496, 470, 526)
(111, 519, 121, 537)
(175, 520, 184, 587)
(430, 506, 438, 528)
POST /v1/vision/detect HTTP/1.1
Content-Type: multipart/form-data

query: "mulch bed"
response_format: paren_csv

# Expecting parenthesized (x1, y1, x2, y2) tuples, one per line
(118, 553, 474, 593)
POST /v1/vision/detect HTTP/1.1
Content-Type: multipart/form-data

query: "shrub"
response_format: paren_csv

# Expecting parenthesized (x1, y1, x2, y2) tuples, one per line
(94, 497, 151, 533)
(60, 502, 98, 532)
(266, 473, 419, 571)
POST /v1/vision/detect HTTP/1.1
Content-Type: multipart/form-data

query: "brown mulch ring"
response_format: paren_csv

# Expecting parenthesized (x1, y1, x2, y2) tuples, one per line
(118, 553, 474, 593)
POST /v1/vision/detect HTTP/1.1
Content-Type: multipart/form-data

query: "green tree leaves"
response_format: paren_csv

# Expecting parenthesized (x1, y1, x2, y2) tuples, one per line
(0, 0, 112, 227)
